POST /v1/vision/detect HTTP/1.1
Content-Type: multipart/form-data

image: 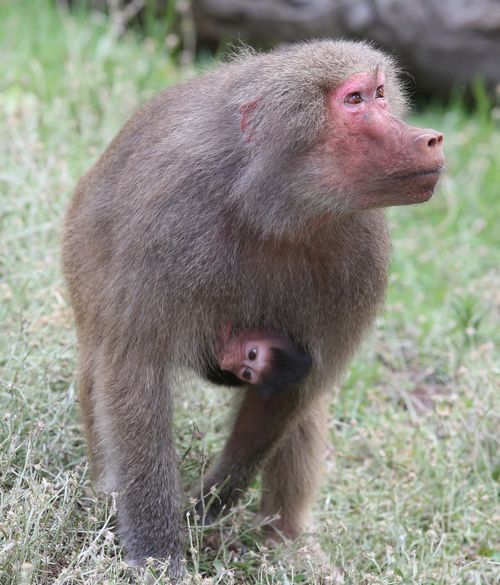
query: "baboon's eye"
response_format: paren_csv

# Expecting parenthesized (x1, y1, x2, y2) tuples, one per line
(248, 348, 257, 361)
(345, 92, 363, 105)
(242, 368, 252, 381)
(376, 85, 385, 98)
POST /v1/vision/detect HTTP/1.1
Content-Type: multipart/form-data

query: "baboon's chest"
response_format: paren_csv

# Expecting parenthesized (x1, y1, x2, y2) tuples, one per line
(236, 238, 388, 346)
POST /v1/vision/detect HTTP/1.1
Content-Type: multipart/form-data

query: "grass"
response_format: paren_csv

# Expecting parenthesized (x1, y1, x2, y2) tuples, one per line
(1, 1, 499, 583)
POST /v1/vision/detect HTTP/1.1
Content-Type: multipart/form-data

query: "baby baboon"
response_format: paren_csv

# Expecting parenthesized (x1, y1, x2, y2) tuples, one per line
(62, 40, 444, 576)
(205, 322, 312, 397)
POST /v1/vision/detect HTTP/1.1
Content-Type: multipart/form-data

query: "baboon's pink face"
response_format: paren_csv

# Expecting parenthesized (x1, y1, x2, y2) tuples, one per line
(218, 334, 275, 384)
(326, 72, 444, 209)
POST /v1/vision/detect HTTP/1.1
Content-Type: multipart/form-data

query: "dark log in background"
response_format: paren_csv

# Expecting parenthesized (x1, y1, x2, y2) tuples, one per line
(192, 0, 500, 96)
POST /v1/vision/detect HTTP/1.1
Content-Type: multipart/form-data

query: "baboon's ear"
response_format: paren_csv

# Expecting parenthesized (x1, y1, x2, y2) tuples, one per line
(238, 99, 260, 141)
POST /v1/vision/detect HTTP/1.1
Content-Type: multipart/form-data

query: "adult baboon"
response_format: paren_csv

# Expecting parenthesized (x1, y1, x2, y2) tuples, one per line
(62, 40, 444, 576)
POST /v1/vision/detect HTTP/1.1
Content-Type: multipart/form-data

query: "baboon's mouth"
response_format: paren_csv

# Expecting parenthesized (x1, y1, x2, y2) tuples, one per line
(391, 166, 443, 181)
